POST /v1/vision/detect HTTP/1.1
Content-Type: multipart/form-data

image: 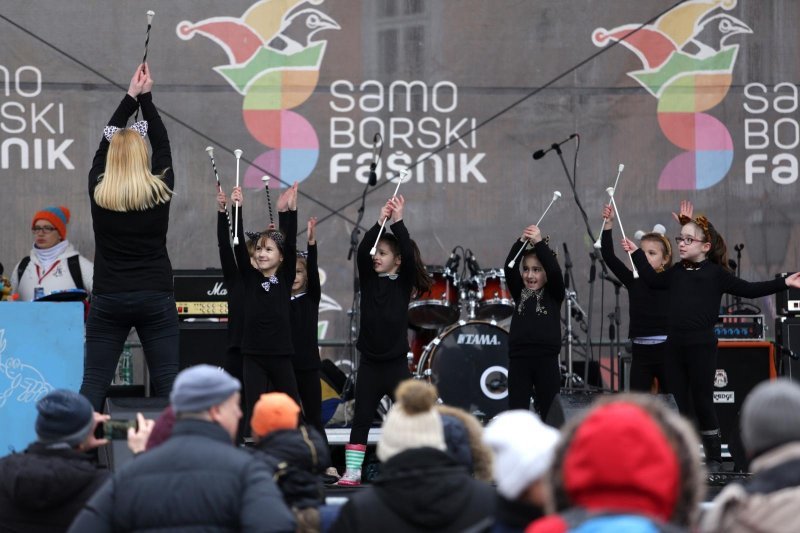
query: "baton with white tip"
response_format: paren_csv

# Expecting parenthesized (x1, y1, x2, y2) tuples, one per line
(607, 187, 639, 278)
(370, 169, 409, 256)
(232, 149, 243, 245)
(508, 190, 562, 269)
(593, 163, 625, 249)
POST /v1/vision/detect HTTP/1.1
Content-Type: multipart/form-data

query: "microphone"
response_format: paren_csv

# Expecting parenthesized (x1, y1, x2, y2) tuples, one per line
(776, 342, 799, 361)
(445, 247, 459, 271)
(734, 243, 744, 253)
(368, 133, 381, 186)
(728, 259, 737, 271)
(532, 134, 578, 160)
(562, 242, 573, 289)
(467, 251, 481, 276)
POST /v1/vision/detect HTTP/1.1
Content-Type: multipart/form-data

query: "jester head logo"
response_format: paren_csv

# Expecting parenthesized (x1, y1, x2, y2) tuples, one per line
(178, 0, 339, 189)
(593, 0, 751, 190)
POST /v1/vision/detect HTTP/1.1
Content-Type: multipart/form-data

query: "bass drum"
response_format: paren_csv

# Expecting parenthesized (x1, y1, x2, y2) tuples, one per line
(416, 321, 509, 421)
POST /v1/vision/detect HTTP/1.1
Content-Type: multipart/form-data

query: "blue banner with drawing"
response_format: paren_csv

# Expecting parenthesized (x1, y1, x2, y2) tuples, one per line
(0, 302, 84, 456)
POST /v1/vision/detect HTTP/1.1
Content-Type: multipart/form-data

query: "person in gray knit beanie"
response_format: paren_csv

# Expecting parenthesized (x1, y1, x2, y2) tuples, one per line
(741, 378, 800, 457)
(702, 379, 800, 533)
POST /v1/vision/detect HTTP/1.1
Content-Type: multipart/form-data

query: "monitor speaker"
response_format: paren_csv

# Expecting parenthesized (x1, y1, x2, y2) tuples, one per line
(545, 390, 677, 428)
(99, 397, 170, 472)
(715, 341, 776, 470)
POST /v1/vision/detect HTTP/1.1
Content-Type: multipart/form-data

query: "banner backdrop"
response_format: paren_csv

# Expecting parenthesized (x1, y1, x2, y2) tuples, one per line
(1, 1, 798, 368)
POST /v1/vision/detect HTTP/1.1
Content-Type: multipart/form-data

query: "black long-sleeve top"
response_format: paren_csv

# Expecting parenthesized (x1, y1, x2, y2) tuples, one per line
(89, 93, 174, 294)
(290, 243, 321, 370)
(601, 229, 669, 339)
(504, 239, 564, 358)
(357, 221, 415, 361)
(217, 211, 244, 350)
(632, 248, 786, 342)
(235, 208, 297, 356)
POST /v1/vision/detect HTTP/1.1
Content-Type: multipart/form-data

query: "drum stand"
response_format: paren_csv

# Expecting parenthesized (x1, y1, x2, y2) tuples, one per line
(343, 177, 374, 406)
(563, 289, 590, 388)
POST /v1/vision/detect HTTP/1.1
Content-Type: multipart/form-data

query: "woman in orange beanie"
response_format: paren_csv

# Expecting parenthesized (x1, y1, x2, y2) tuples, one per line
(11, 205, 93, 301)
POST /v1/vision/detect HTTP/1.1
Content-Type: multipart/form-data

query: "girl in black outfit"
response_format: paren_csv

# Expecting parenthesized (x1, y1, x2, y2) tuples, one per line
(338, 195, 432, 486)
(289, 216, 327, 442)
(81, 63, 178, 412)
(623, 200, 800, 468)
(600, 204, 672, 393)
(503, 224, 564, 420)
(232, 183, 301, 429)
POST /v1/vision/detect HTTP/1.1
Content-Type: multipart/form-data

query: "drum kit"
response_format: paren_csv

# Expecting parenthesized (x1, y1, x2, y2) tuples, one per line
(408, 260, 515, 421)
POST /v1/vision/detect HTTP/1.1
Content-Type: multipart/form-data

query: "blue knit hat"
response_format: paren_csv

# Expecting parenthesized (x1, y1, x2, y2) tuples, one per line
(35, 390, 94, 447)
(170, 365, 241, 414)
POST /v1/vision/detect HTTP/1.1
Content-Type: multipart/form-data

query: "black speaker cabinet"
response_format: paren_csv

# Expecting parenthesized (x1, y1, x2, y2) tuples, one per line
(100, 397, 170, 472)
(776, 316, 800, 380)
(715, 341, 776, 470)
(178, 321, 228, 369)
(544, 390, 677, 428)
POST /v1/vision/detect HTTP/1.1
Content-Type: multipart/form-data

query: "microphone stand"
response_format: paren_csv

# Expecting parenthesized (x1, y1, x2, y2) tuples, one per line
(552, 143, 599, 389)
(600, 269, 623, 391)
(345, 179, 371, 396)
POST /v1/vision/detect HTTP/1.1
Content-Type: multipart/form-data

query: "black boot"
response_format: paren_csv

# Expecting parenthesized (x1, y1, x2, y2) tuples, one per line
(702, 430, 723, 473)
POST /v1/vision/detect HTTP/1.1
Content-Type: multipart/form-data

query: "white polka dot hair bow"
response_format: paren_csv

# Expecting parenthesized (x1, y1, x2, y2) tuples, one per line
(103, 120, 148, 142)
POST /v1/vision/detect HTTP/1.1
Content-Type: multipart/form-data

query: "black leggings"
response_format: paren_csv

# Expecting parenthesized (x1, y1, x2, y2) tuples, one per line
(295, 367, 327, 445)
(508, 354, 561, 420)
(243, 354, 301, 436)
(349, 357, 410, 445)
(629, 342, 668, 393)
(664, 336, 719, 432)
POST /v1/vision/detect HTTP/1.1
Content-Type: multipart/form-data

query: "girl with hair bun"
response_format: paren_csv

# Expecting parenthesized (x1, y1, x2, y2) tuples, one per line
(600, 204, 671, 393)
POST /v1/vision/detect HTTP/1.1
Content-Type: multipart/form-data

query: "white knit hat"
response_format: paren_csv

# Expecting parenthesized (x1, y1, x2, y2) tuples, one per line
(483, 410, 561, 500)
(377, 380, 447, 462)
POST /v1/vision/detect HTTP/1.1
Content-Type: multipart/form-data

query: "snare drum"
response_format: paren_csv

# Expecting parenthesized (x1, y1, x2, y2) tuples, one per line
(474, 269, 513, 320)
(416, 321, 509, 420)
(408, 266, 459, 329)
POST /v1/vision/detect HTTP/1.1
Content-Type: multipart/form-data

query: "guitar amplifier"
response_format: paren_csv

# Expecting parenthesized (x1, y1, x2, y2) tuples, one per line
(714, 315, 764, 341)
(776, 273, 800, 315)
(173, 269, 228, 318)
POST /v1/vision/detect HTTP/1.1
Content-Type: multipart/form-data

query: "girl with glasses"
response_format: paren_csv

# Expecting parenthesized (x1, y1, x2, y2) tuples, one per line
(622, 200, 800, 471)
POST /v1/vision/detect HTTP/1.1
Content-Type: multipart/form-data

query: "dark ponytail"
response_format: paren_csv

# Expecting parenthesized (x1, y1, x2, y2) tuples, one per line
(706, 222, 731, 272)
(409, 239, 433, 296)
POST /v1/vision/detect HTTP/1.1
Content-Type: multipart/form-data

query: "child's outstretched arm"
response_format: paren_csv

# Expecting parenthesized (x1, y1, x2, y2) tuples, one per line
(216, 189, 237, 281)
(388, 195, 414, 286)
(306, 217, 321, 303)
(232, 187, 250, 273)
(357, 201, 391, 279)
(600, 204, 634, 286)
(528, 226, 564, 302)
(625, 238, 671, 289)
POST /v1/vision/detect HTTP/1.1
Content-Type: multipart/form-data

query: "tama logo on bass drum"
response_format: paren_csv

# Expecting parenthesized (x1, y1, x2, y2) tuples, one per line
(457, 334, 502, 346)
